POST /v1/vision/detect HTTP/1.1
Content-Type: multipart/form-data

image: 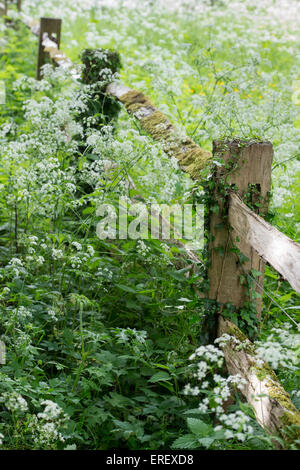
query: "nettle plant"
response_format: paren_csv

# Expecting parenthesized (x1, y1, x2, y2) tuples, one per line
(0, 63, 204, 449)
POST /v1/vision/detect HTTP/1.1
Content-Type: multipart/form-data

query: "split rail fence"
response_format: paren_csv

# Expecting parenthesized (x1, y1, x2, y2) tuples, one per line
(1, 2, 300, 447)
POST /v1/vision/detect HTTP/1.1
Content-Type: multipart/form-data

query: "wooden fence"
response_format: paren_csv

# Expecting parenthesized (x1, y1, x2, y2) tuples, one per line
(1, 4, 300, 447)
(0, 1, 21, 16)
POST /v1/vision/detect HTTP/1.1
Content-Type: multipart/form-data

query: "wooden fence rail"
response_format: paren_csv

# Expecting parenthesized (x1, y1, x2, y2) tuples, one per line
(229, 193, 300, 294)
(1, 9, 300, 446)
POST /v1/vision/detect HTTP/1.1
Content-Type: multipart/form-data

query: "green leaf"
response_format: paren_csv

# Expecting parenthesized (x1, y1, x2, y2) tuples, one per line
(187, 418, 211, 436)
(116, 284, 136, 293)
(149, 371, 171, 383)
(152, 363, 170, 370)
(166, 270, 186, 281)
(157, 381, 175, 392)
(211, 205, 220, 214)
(198, 437, 215, 448)
(82, 206, 94, 215)
(250, 269, 262, 278)
(172, 434, 198, 449)
(183, 408, 205, 416)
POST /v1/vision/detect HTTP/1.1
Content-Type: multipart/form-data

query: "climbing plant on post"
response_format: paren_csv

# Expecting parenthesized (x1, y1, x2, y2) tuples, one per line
(208, 140, 273, 338)
(206, 140, 300, 446)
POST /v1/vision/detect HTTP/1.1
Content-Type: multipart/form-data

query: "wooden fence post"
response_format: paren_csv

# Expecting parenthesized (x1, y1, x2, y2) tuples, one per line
(36, 17, 62, 80)
(1, 0, 21, 15)
(208, 140, 273, 332)
(0, 0, 7, 16)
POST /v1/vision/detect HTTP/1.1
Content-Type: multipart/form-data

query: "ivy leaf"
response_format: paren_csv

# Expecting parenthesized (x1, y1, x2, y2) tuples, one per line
(250, 269, 262, 278)
(211, 205, 220, 214)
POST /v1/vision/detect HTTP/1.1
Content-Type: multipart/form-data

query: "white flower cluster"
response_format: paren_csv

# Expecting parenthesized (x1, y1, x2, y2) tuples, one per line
(255, 323, 300, 370)
(38, 400, 64, 420)
(6, 258, 26, 278)
(68, 244, 95, 270)
(52, 249, 64, 260)
(116, 328, 148, 344)
(189, 345, 224, 367)
(136, 241, 151, 259)
(184, 341, 250, 441)
(30, 400, 67, 447)
(34, 422, 65, 446)
(215, 333, 252, 351)
(96, 266, 114, 281)
(2, 392, 28, 414)
(47, 309, 58, 323)
(4, 306, 34, 330)
(183, 384, 200, 397)
(14, 306, 33, 323)
(72, 241, 82, 251)
(215, 410, 254, 442)
(187, 345, 225, 382)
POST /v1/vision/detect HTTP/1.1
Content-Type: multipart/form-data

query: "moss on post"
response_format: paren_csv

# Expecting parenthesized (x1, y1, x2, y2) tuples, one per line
(219, 316, 300, 448)
(118, 89, 211, 179)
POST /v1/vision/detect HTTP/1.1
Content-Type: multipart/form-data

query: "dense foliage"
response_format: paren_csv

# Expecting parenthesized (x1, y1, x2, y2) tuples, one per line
(0, 0, 299, 450)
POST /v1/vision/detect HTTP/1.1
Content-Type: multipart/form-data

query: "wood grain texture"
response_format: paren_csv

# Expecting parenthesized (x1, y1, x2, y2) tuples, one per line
(218, 316, 300, 445)
(36, 17, 62, 80)
(229, 193, 300, 293)
(209, 141, 273, 314)
(0, 1, 6, 16)
(1, 1, 22, 16)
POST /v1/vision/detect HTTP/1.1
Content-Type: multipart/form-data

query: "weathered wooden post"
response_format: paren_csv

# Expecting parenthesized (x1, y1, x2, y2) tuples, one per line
(208, 140, 273, 335)
(36, 17, 62, 80)
(0, 0, 7, 16)
(206, 140, 300, 445)
(1, 0, 21, 15)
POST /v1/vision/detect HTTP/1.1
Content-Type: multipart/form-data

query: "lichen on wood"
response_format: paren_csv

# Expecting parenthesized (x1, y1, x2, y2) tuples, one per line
(119, 90, 156, 114)
(218, 315, 300, 447)
(117, 88, 212, 180)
